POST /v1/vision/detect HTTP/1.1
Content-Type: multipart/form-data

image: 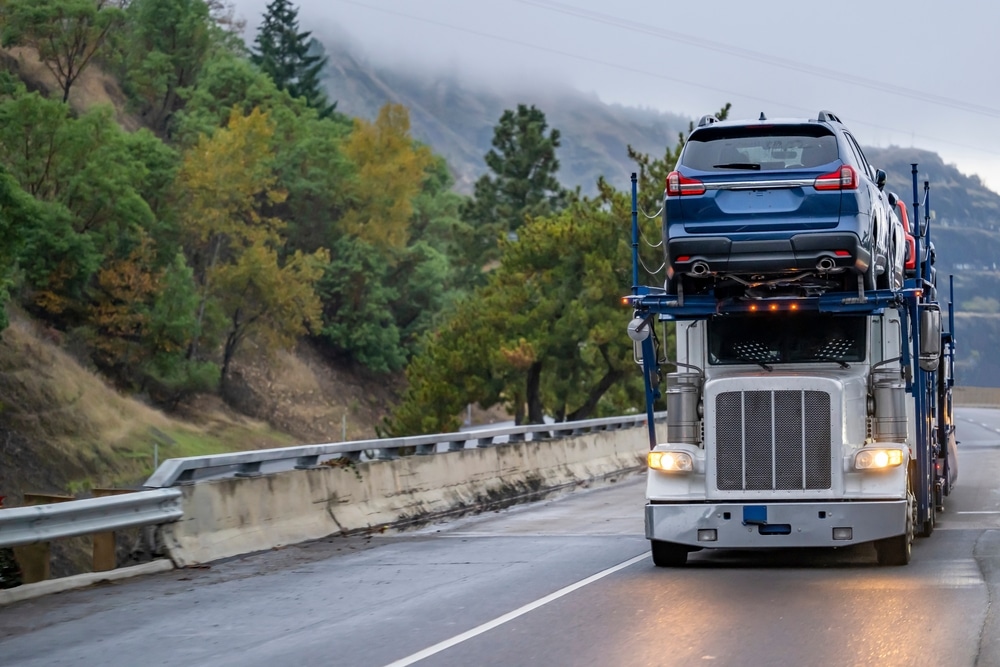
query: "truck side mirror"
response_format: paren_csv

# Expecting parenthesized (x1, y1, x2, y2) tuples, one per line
(918, 305, 941, 371)
(875, 169, 887, 191)
(629, 316, 649, 365)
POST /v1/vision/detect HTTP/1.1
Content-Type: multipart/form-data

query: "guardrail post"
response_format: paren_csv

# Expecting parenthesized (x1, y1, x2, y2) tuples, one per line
(13, 493, 74, 584)
(91, 489, 133, 572)
(235, 462, 262, 477)
(294, 455, 320, 470)
(476, 436, 494, 448)
(448, 439, 467, 452)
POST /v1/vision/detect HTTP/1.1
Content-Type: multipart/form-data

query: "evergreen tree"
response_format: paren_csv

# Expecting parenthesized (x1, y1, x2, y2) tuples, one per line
(251, 0, 334, 116)
(461, 104, 567, 278)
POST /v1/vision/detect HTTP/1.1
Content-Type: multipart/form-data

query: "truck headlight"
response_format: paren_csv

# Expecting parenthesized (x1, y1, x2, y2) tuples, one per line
(648, 451, 693, 473)
(854, 448, 904, 470)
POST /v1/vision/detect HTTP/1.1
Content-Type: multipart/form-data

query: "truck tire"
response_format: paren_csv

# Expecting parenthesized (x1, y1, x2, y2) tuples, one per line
(650, 540, 688, 567)
(875, 484, 914, 566)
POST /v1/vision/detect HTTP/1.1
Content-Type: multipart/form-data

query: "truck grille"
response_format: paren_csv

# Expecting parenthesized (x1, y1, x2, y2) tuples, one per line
(715, 390, 831, 491)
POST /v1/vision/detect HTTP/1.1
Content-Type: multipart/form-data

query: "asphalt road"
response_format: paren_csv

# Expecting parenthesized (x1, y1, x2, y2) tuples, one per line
(2, 407, 1000, 667)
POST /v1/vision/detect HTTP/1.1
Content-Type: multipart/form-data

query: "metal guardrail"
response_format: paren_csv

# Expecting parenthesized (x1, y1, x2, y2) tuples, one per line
(143, 412, 664, 488)
(0, 489, 182, 549)
(0, 412, 662, 552)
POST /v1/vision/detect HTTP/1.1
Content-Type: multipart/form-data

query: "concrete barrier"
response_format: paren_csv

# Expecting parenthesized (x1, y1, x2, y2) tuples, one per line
(953, 386, 1000, 407)
(159, 427, 648, 566)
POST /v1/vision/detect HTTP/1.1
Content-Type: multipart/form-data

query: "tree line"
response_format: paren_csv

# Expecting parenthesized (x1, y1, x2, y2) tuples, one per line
(0, 0, 720, 433)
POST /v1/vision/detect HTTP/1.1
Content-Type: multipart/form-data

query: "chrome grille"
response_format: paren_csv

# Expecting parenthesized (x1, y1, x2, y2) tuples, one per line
(715, 390, 831, 491)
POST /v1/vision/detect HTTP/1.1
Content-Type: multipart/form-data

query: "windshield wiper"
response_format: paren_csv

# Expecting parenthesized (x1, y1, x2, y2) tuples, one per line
(814, 356, 850, 369)
(734, 357, 773, 372)
(713, 162, 761, 170)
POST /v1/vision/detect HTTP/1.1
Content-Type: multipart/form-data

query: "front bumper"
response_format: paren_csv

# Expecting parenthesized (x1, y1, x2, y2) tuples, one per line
(645, 500, 906, 549)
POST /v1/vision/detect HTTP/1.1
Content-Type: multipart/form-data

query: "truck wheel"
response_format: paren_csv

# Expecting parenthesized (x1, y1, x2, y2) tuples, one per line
(875, 484, 914, 566)
(650, 540, 688, 567)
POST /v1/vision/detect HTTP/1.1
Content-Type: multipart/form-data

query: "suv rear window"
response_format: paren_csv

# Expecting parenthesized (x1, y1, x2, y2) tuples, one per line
(681, 125, 839, 172)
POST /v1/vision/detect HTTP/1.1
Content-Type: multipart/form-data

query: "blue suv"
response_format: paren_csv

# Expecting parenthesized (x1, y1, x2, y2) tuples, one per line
(664, 110, 903, 296)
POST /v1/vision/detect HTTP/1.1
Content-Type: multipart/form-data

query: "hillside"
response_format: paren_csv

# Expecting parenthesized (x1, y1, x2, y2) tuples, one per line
(0, 305, 409, 504)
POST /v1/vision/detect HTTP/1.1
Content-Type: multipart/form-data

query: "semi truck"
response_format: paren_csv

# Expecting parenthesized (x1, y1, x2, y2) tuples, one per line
(626, 163, 957, 567)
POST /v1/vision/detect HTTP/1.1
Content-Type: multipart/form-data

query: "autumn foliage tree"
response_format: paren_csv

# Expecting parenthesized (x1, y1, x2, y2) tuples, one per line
(176, 106, 327, 385)
(339, 103, 432, 253)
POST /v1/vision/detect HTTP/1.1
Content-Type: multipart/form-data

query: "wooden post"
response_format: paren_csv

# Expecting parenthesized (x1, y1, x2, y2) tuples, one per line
(91, 489, 133, 572)
(13, 493, 75, 584)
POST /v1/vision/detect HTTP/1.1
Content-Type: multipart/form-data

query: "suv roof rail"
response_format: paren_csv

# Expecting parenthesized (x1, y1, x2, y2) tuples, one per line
(697, 114, 719, 127)
(817, 110, 842, 123)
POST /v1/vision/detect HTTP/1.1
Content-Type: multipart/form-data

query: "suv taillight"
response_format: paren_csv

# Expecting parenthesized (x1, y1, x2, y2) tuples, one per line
(813, 165, 858, 190)
(666, 171, 706, 196)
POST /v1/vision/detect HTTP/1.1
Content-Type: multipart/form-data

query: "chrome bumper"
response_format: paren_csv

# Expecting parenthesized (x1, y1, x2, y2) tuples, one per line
(645, 500, 906, 548)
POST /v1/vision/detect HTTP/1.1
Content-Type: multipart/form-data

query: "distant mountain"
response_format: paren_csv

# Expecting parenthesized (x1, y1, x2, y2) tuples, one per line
(320, 40, 690, 194)
(318, 40, 1000, 386)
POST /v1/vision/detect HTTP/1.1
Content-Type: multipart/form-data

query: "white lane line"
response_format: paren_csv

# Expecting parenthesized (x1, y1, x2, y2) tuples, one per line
(956, 511, 1000, 514)
(382, 552, 650, 667)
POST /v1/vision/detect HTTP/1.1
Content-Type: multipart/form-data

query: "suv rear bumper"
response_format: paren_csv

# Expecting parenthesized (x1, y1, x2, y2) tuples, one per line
(667, 232, 871, 277)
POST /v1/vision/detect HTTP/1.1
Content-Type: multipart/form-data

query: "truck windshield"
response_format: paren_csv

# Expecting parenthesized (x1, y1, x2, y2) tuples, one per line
(707, 313, 866, 365)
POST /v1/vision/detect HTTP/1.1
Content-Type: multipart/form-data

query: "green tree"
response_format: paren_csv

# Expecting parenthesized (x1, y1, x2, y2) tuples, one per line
(140, 253, 219, 406)
(317, 236, 404, 373)
(461, 104, 567, 276)
(387, 192, 640, 433)
(251, 0, 333, 116)
(0, 0, 125, 103)
(115, 0, 216, 134)
(0, 87, 156, 322)
(0, 166, 35, 330)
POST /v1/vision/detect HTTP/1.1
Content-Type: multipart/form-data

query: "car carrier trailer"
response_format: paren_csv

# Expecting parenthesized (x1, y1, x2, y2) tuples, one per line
(626, 163, 957, 566)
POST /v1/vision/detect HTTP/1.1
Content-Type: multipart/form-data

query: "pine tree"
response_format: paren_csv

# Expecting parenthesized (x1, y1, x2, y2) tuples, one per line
(251, 0, 334, 116)
(461, 104, 567, 277)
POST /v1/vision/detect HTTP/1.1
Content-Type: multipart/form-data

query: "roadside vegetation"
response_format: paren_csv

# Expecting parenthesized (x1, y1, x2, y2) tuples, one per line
(0, 0, 726, 497)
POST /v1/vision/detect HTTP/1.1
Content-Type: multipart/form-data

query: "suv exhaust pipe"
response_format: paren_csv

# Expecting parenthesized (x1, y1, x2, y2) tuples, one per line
(816, 257, 835, 271)
(690, 261, 710, 276)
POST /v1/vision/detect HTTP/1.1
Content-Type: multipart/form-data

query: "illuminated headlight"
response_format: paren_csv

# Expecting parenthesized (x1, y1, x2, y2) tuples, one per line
(648, 451, 693, 473)
(854, 448, 904, 470)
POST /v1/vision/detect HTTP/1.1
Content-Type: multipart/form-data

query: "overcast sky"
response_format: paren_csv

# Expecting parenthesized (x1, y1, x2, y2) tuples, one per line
(230, 0, 1000, 193)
